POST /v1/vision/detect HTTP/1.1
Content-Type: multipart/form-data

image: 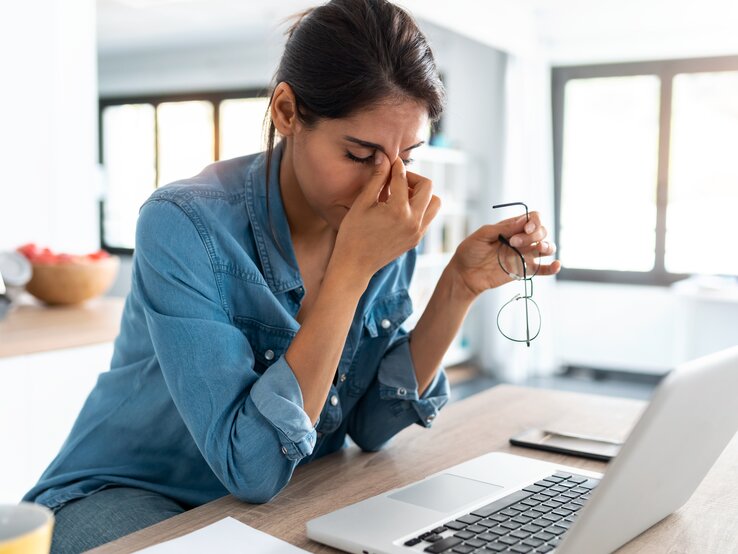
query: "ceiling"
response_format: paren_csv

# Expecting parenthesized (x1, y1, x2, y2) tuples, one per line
(97, 0, 738, 63)
(97, 0, 314, 54)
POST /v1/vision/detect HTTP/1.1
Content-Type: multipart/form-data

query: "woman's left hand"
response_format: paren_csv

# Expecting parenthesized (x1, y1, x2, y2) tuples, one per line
(448, 211, 561, 299)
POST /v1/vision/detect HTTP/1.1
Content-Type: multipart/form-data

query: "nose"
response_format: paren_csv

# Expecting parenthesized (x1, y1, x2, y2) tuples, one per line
(381, 149, 400, 166)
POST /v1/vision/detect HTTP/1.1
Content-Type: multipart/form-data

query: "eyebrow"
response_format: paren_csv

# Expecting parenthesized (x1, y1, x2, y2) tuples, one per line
(343, 135, 425, 155)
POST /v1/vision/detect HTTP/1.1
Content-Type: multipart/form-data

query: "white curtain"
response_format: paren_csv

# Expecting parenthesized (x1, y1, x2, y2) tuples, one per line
(480, 52, 559, 382)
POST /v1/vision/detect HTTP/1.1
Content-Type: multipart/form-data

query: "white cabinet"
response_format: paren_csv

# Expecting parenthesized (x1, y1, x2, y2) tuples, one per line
(405, 146, 475, 366)
(672, 278, 738, 364)
(0, 343, 113, 503)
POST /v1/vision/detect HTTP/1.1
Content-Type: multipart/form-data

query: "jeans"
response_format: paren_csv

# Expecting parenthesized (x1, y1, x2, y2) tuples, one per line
(47, 486, 189, 553)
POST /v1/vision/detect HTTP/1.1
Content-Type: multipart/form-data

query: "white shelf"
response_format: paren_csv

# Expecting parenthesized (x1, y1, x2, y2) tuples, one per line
(416, 252, 453, 269)
(407, 145, 474, 369)
(443, 342, 472, 367)
(412, 145, 468, 165)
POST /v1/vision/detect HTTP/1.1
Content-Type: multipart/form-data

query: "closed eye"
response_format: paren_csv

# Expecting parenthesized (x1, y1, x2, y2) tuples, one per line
(344, 151, 374, 164)
(344, 150, 413, 166)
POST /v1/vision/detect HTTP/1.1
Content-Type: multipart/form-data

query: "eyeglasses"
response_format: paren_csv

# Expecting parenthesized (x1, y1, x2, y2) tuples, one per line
(492, 202, 541, 347)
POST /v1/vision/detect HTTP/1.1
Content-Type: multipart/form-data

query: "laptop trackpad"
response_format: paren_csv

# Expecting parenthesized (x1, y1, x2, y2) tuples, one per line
(388, 473, 504, 513)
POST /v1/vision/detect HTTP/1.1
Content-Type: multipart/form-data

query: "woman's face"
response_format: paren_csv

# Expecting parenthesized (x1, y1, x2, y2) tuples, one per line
(287, 98, 430, 231)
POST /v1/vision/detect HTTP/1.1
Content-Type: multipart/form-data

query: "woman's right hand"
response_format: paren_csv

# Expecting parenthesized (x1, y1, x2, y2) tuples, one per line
(330, 153, 441, 281)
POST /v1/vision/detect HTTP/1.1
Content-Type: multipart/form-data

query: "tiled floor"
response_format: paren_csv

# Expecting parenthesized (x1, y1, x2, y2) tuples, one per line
(447, 364, 662, 404)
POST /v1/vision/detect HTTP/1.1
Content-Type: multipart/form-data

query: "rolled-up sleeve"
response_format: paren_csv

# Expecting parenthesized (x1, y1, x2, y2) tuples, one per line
(134, 198, 315, 503)
(348, 328, 450, 452)
(249, 356, 317, 460)
(377, 331, 449, 425)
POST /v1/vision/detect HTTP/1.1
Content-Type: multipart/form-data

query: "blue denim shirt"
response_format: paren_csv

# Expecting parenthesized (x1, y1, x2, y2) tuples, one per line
(24, 141, 449, 509)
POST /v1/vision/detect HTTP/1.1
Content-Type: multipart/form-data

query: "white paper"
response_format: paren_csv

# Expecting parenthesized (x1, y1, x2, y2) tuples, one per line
(134, 516, 309, 553)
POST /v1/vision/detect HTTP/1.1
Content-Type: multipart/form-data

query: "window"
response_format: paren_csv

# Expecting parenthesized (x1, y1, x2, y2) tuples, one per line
(219, 98, 271, 161)
(156, 101, 215, 189)
(99, 90, 270, 253)
(667, 71, 738, 276)
(553, 56, 738, 285)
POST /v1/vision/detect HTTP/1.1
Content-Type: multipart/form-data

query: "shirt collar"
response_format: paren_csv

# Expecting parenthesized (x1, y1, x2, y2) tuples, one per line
(244, 141, 304, 294)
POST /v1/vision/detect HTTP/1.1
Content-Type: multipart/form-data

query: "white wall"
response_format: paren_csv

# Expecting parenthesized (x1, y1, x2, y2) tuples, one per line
(0, 0, 100, 254)
(98, 38, 283, 97)
(535, 0, 738, 65)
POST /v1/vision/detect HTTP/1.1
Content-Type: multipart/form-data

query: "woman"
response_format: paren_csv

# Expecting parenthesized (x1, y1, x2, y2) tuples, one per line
(24, 0, 559, 551)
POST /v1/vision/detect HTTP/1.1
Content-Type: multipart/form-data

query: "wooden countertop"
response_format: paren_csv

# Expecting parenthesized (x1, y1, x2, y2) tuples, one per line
(91, 384, 738, 553)
(0, 294, 125, 358)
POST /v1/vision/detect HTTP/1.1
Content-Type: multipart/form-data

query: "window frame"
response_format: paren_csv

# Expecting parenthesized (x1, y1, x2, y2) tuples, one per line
(552, 55, 738, 286)
(98, 87, 270, 255)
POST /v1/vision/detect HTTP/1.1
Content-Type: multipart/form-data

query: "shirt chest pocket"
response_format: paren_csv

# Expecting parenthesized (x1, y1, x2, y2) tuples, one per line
(346, 289, 414, 396)
(233, 316, 296, 375)
(363, 288, 414, 339)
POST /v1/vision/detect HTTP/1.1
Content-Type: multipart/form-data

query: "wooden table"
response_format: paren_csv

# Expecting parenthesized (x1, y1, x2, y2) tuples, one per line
(0, 295, 124, 358)
(91, 384, 738, 553)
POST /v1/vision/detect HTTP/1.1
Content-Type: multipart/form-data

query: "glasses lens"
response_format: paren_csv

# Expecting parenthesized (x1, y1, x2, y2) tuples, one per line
(497, 294, 541, 343)
(498, 240, 541, 280)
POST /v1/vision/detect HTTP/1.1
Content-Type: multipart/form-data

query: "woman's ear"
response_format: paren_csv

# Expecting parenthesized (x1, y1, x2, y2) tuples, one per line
(271, 82, 299, 137)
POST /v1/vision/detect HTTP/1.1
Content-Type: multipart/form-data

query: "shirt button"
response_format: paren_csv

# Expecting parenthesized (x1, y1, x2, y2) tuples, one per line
(281, 446, 288, 455)
(398, 387, 407, 396)
(339, 373, 346, 383)
(330, 394, 339, 406)
(380, 318, 391, 329)
(264, 349, 275, 361)
(426, 414, 436, 424)
(297, 286, 305, 295)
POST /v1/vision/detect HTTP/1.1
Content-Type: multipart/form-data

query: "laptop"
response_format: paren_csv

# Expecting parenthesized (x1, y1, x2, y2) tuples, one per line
(306, 345, 738, 554)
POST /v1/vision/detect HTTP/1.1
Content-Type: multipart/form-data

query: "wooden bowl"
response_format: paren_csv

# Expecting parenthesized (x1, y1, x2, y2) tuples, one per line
(25, 256, 120, 306)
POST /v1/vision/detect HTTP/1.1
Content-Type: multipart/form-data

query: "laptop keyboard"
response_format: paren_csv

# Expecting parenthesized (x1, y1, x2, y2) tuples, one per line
(402, 471, 600, 553)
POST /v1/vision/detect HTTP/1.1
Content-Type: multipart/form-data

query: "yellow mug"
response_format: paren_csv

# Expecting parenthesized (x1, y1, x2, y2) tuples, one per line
(0, 503, 54, 554)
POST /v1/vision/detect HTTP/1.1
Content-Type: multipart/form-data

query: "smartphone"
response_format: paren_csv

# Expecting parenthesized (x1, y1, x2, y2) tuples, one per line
(509, 428, 622, 462)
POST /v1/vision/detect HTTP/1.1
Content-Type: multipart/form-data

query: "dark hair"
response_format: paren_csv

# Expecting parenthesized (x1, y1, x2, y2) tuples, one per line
(262, 0, 446, 218)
